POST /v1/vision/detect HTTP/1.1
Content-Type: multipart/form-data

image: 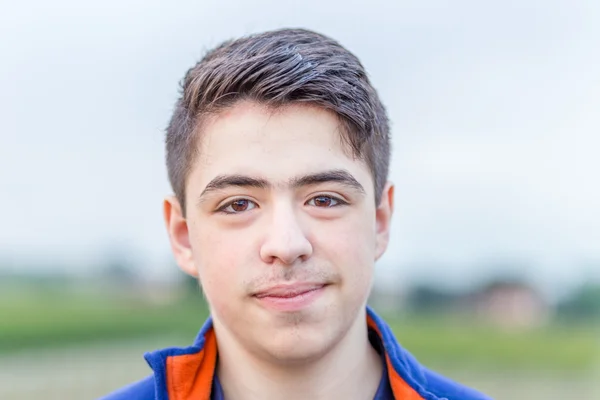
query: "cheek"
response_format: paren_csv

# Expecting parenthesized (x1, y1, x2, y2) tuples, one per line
(314, 211, 377, 282)
(191, 225, 249, 310)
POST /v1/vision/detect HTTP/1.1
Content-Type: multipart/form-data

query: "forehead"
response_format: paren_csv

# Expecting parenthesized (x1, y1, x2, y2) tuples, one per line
(189, 101, 373, 190)
(200, 102, 346, 157)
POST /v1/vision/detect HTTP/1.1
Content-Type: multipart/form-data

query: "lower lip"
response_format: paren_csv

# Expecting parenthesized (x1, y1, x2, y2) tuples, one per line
(255, 286, 327, 312)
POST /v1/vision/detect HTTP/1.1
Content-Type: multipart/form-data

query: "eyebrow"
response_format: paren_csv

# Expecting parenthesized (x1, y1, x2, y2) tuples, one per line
(197, 169, 365, 203)
(289, 169, 365, 193)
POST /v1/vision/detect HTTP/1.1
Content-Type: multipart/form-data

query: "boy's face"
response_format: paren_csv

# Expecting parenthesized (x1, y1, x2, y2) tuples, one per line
(164, 101, 393, 362)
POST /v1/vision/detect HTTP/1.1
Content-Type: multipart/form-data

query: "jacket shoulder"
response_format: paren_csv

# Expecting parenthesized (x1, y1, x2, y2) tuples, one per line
(98, 375, 155, 400)
(422, 368, 492, 400)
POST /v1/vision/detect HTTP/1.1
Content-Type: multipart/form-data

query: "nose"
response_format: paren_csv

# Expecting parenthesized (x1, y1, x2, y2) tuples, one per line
(259, 202, 313, 265)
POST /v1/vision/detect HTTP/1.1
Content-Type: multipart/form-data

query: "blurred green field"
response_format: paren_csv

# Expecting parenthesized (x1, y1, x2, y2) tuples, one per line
(384, 313, 599, 371)
(0, 285, 209, 352)
(1, 285, 598, 372)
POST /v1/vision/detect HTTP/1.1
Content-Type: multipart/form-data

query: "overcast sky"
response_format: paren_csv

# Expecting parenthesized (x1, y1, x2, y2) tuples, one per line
(1, 0, 598, 293)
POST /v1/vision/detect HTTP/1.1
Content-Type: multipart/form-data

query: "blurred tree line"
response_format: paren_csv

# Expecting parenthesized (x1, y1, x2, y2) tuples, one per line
(402, 277, 600, 322)
(556, 283, 600, 320)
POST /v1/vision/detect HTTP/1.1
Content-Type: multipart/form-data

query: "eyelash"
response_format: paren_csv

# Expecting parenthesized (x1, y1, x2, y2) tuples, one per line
(216, 194, 348, 215)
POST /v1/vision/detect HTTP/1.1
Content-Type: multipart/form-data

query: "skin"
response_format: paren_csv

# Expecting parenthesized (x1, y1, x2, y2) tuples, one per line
(164, 101, 394, 400)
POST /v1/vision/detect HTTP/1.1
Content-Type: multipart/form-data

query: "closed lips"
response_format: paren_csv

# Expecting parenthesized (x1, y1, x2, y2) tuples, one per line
(254, 284, 327, 298)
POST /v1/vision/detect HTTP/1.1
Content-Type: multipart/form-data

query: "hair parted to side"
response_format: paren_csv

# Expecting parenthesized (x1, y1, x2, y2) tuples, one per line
(166, 28, 390, 215)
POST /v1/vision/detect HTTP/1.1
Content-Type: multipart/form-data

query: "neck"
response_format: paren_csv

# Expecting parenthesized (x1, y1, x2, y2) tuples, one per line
(214, 309, 383, 400)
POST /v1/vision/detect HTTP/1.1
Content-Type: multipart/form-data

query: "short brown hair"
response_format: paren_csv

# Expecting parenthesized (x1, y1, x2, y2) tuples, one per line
(166, 28, 390, 214)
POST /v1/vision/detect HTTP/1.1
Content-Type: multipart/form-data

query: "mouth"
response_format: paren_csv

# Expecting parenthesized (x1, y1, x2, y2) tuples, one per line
(254, 283, 327, 298)
(253, 283, 329, 312)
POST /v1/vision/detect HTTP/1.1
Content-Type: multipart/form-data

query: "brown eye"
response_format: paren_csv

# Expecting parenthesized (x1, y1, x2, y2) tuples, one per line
(221, 199, 257, 214)
(231, 200, 249, 212)
(314, 196, 332, 207)
(308, 195, 343, 207)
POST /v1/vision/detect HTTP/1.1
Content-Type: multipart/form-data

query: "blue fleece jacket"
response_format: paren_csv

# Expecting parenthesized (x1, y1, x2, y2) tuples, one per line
(100, 307, 491, 400)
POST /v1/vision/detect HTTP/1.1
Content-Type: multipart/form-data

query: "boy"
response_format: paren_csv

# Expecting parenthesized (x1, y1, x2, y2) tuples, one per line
(103, 28, 490, 400)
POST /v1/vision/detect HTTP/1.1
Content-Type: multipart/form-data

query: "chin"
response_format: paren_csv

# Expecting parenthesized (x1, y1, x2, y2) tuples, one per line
(260, 328, 334, 365)
(251, 304, 337, 362)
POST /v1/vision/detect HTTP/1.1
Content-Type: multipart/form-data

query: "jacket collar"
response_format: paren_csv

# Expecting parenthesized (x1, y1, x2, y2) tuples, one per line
(144, 307, 439, 400)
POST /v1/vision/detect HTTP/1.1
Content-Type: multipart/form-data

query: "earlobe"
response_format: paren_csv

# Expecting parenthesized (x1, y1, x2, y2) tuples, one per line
(163, 196, 198, 277)
(375, 182, 394, 260)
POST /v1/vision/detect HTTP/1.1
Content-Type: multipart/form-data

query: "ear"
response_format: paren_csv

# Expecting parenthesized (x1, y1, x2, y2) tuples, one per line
(163, 196, 198, 277)
(375, 182, 394, 261)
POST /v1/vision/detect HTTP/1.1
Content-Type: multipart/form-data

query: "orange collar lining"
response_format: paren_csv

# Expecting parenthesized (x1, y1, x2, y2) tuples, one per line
(165, 316, 424, 400)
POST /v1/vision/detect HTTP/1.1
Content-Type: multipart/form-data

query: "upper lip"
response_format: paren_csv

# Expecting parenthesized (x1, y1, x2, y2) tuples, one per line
(253, 283, 327, 298)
